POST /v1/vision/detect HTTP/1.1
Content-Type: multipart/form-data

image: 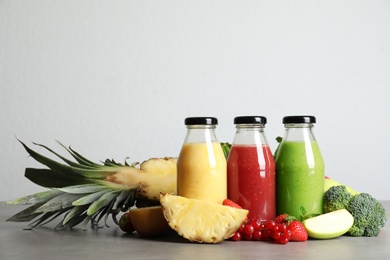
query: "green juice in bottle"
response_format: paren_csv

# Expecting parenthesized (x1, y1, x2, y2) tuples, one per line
(275, 116, 324, 220)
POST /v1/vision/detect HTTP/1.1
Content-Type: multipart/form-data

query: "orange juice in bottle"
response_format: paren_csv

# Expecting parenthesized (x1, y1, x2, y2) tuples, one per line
(177, 117, 227, 204)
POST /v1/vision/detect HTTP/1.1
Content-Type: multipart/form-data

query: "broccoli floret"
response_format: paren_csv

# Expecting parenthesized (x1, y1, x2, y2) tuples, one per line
(323, 185, 353, 213)
(323, 184, 388, 237)
(346, 193, 388, 237)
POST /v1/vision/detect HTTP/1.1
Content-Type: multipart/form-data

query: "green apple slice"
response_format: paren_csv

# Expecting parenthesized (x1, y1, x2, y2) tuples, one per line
(324, 178, 359, 195)
(303, 209, 354, 239)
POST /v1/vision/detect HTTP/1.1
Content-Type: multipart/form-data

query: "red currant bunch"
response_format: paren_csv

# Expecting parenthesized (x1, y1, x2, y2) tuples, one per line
(230, 218, 291, 244)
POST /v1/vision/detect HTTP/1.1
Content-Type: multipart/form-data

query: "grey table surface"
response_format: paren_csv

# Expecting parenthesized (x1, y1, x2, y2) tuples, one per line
(1, 202, 389, 260)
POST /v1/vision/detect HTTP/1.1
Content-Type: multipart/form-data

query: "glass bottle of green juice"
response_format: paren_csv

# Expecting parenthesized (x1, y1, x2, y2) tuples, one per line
(275, 116, 324, 220)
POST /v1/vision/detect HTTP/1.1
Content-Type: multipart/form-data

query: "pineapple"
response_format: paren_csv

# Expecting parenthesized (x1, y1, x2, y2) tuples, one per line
(7, 140, 177, 230)
(105, 157, 177, 201)
(128, 206, 170, 237)
(160, 193, 248, 243)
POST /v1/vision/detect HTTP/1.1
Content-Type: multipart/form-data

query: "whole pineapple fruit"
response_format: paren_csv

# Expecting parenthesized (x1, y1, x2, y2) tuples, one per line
(7, 141, 177, 230)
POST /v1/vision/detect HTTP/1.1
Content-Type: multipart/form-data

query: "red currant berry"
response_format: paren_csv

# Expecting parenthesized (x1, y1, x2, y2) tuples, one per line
(251, 219, 262, 231)
(244, 224, 254, 235)
(272, 231, 282, 241)
(230, 231, 242, 241)
(243, 233, 253, 241)
(278, 236, 289, 244)
(265, 220, 276, 230)
(271, 225, 279, 233)
(278, 223, 287, 233)
(259, 221, 266, 229)
(238, 223, 246, 233)
(252, 230, 262, 240)
(262, 229, 272, 241)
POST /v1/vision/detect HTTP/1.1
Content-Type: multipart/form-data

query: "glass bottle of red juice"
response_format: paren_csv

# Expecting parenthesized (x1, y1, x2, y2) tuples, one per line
(275, 115, 324, 221)
(227, 116, 276, 220)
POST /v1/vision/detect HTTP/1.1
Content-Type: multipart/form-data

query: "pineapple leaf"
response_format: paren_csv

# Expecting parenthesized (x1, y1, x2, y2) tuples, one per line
(63, 212, 89, 230)
(72, 189, 111, 206)
(27, 209, 70, 230)
(63, 205, 88, 225)
(57, 184, 109, 194)
(20, 140, 119, 180)
(65, 213, 88, 229)
(25, 168, 91, 188)
(6, 189, 62, 205)
(56, 141, 101, 167)
(91, 204, 111, 228)
(81, 215, 93, 230)
(33, 142, 96, 169)
(8, 184, 138, 229)
(115, 189, 137, 211)
(91, 179, 134, 190)
(19, 140, 76, 175)
(53, 222, 66, 230)
(69, 168, 118, 179)
(87, 190, 119, 216)
(6, 203, 45, 222)
(111, 209, 121, 225)
(34, 193, 83, 213)
(102, 199, 117, 227)
(104, 159, 127, 167)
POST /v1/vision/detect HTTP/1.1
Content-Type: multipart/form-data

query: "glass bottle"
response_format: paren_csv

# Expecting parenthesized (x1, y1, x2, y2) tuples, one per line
(177, 117, 227, 204)
(275, 115, 325, 220)
(227, 116, 275, 220)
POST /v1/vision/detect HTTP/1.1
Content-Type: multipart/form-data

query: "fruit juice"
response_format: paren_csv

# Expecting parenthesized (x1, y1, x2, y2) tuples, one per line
(177, 142, 227, 204)
(275, 141, 324, 219)
(227, 144, 275, 220)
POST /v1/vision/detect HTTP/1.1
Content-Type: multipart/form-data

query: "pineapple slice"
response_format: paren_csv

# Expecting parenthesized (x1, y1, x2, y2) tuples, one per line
(160, 193, 248, 243)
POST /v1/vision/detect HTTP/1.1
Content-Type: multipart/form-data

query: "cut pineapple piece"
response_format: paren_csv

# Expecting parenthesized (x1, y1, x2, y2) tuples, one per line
(160, 193, 248, 243)
(129, 206, 170, 237)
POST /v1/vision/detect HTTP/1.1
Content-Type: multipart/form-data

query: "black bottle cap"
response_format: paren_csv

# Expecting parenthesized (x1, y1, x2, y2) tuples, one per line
(283, 115, 316, 124)
(234, 116, 267, 125)
(184, 117, 218, 125)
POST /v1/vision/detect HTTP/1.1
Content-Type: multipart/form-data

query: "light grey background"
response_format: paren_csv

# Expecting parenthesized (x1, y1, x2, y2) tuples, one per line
(1, 1, 389, 201)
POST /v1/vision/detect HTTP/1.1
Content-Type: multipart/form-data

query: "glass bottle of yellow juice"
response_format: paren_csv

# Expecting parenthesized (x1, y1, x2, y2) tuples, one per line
(177, 117, 227, 204)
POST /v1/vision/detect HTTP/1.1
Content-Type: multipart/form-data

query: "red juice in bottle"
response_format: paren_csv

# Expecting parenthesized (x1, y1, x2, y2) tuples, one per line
(227, 116, 276, 220)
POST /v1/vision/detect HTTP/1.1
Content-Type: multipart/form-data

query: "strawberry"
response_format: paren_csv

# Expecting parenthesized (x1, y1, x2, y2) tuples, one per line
(287, 220, 308, 242)
(275, 213, 297, 224)
(222, 199, 248, 221)
(275, 213, 289, 223)
(222, 199, 243, 209)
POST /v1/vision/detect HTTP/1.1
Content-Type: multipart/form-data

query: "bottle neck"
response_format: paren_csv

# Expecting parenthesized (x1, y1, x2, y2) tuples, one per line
(236, 124, 264, 129)
(184, 125, 218, 143)
(284, 123, 314, 128)
(283, 123, 317, 142)
(233, 124, 268, 145)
